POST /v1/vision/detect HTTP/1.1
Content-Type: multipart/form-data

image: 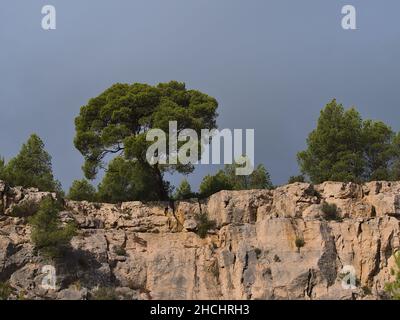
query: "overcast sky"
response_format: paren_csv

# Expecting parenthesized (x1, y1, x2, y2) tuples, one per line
(1, 0, 399, 191)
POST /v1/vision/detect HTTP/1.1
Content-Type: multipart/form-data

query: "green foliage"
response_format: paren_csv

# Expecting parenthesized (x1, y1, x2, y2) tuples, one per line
(67, 179, 97, 202)
(295, 237, 305, 249)
(28, 197, 76, 259)
(9, 199, 40, 217)
(224, 163, 273, 190)
(199, 171, 234, 198)
(297, 100, 364, 183)
(0, 282, 12, 300)
(362, 120, 396, 181)
(97, 157, 164, 203)
(74, 81, 218, 200)
(1, 134, 61, 192)
(199, 162, 273, 198)
(174, 179, 194, 200)
(321, 202, 340, 221)
(385, 252, 400, 300)
(288, 175, 305, 184)
(113, 246, 126, 256)
(196, 213, 216, 239)
(91, 287, 118, 300)
(298, 99, 399, 184)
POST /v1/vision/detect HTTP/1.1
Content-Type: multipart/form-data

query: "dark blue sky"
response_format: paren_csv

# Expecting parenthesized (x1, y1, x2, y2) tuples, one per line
(1, 0, 399, 191)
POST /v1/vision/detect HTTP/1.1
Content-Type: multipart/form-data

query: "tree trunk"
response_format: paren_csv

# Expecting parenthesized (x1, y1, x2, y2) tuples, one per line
(152, 165, 169, 201)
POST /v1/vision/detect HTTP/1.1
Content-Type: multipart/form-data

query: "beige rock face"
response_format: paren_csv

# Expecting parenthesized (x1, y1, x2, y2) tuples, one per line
(1, 180, 400, 300)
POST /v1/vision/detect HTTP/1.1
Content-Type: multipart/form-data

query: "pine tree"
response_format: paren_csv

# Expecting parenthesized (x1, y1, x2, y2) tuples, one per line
(3, 134, 61, 192)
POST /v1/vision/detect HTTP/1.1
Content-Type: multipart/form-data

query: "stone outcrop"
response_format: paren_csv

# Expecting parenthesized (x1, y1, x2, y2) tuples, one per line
(0, 180, 399, 300)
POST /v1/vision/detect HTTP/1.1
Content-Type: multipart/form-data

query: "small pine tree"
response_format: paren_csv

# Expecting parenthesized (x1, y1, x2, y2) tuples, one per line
(68, 179, 97, 202)
(28, 197, 76, 259)
(174, 179, 193, 200)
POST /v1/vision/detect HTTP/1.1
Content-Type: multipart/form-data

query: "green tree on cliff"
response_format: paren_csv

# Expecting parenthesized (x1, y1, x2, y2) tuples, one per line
(67, 179, 97, 202)
(97, 157, 165, 203)
(29, 197, 76, 259)
(297, 99, 398, 183)
(174, 179, 194, 200)
(1, 134, 61, 192)
(74, 81, 218, 200)
(199, 162, 273, 197)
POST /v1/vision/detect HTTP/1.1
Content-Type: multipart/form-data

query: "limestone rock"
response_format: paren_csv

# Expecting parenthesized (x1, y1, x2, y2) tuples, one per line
(1, 180, 400, 300)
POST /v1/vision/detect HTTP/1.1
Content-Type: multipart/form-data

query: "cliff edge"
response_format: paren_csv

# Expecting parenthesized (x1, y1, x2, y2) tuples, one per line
(1, 180, 399, 300)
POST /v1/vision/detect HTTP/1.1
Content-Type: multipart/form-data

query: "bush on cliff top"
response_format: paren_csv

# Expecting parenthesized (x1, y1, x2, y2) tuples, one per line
(29, 196, 76, 259)
(67, 179, 97, 202)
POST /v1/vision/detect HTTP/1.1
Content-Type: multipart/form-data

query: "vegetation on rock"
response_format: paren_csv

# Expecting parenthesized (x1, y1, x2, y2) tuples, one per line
(28, 197, 76, 259)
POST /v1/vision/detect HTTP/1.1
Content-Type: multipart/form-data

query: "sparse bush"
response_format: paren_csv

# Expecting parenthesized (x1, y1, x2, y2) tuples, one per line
(304, 185, 321, 198)
(28, 196, 76, 259)
(0, 282, 12, 300)
(199, 172, 233, 198)
(254, 248, 262, 258)
(295, 237, 305, 250)
(113, 245, 126, 256)
(288, 175, 305, 184)
(385, 252, 400, 300)
(362, 286, 372, 296)
(91, 287, 118, 300)
(321, 202, 340, 221)
(196, 212, 216, 239)
(208, 260, 220, 279)
(9, 199, 40, 217)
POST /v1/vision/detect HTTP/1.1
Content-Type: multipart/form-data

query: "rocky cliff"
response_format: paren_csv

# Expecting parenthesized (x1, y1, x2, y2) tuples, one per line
(1, 180, 399, 300)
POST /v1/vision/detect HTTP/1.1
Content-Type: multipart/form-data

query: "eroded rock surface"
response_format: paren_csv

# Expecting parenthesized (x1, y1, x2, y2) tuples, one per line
(0, 180, 399, 300)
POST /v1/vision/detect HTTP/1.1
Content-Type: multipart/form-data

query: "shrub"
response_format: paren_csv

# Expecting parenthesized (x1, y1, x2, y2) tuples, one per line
(288, 175, 305, 184)
(91, 287, 118, 300)
(304, 185, 321, 198)
(9, 199, 40, 217)
(174, 179, 194, 200)
(385, 252, 400, 300)
(209, 260, 220, 279)
(67, 179, 97, 202)
(196, 213, 216, 239)
(0, 282, 12, 300)
(113, 245, 126, 256)
(254, 248, 262, 258)
(321, 202, 340, 221)
(295, 237, 305, 249)
(199, 172, 233, 198)
(362, 286, 372, 296)
(28, 196, 76, 259)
